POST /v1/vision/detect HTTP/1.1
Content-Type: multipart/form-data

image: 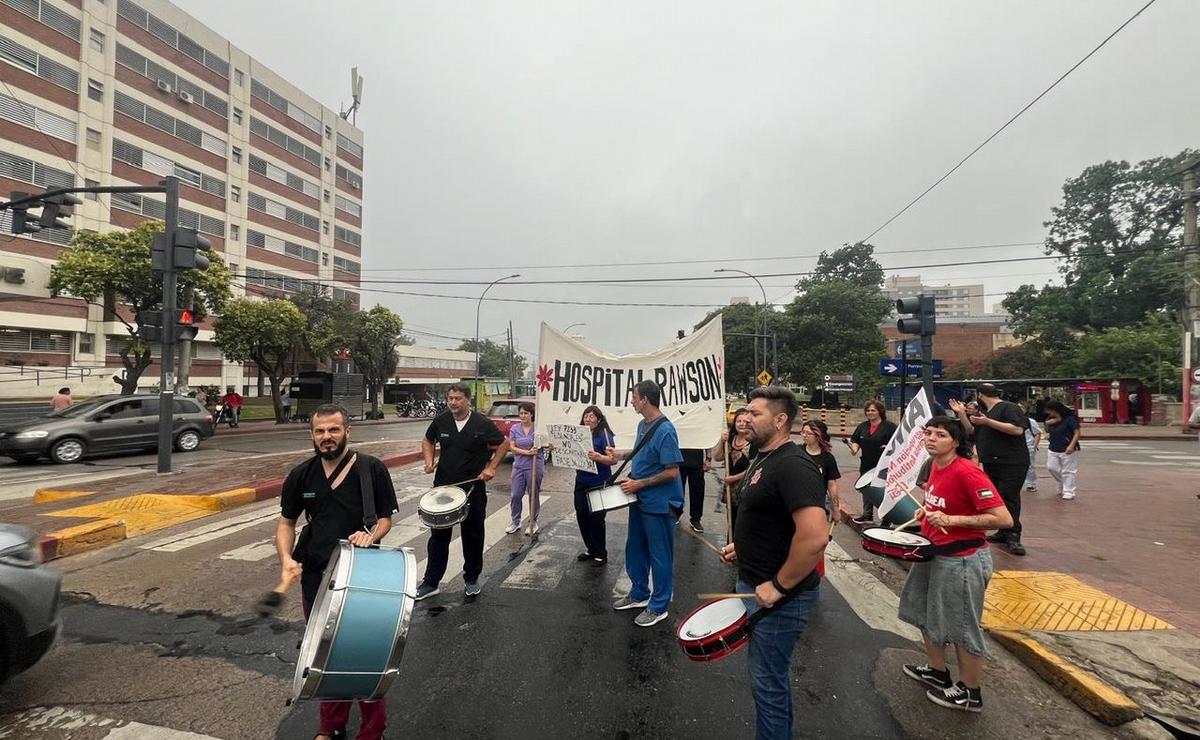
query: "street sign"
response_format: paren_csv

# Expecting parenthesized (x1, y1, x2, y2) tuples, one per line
(879, 358, 943, 379)
(1192, 367, 1200, 384)
(823, 373, 855, 393)
(757, 370, 772, 386)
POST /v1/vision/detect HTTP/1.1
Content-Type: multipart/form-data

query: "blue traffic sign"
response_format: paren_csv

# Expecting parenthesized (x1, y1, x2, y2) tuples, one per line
(879, 358, 943, 379)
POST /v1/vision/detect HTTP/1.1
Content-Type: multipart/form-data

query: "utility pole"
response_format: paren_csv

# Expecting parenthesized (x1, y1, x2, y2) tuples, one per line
(1181, 157, 1199, 430)
(899, 340, 907, 412)
(156, 177, 180, 474)
(507, 321, 516, 394)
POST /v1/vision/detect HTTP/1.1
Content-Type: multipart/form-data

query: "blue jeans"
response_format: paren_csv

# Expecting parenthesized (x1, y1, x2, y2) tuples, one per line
(737, 579, 820, 740)
(625, 504, 675, 613)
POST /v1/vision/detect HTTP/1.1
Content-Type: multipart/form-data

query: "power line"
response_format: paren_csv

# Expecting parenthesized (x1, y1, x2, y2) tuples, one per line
(858, 0, 1158, 243)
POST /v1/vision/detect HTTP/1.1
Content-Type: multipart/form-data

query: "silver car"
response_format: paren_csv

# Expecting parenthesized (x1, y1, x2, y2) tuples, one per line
(0, 524, 60, 682)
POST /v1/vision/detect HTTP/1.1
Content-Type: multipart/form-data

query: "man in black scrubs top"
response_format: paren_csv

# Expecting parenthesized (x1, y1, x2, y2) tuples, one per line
(415, 382, 509, 599)
(276, 403, 399, 740)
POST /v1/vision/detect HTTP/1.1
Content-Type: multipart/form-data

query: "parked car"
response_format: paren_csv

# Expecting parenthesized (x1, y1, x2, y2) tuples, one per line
(0, 524, 60, 683)
(0, 394, 214, 464)
(486, 397, 536, 439)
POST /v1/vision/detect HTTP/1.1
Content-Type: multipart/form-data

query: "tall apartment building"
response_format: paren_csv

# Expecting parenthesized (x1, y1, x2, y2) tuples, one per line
(0, 0, 364, 396)
(884, 275, 985, 318)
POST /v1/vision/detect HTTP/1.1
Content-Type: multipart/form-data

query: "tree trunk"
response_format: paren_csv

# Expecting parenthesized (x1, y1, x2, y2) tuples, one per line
(113, 347, 153, 394)
(370, 380, 381, 419)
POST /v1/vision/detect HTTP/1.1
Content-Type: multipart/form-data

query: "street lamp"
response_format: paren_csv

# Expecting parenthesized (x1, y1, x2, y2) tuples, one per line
(475, 274, 521, 393)
(715, 268, 769, 380)
(563, 322, 586, 335)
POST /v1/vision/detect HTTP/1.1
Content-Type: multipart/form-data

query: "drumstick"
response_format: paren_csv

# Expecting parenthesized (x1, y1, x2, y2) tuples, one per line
(255, 570, 298, 618)
(723, 435, 733, 543)
(443, 476, 481, 489)
(681, 523, 725, 559)
(698, 592, 757, 600)
(902, 488, 948, 534)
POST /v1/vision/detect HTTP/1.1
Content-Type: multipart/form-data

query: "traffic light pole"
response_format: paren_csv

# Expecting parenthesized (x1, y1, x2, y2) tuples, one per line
(156, 177, 179, 475)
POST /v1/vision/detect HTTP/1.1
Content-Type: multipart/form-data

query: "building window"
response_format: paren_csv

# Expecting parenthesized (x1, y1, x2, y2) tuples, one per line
(230, 224, 239, 241)
(322, 220, 329, 235)
(89, 29, 105, 52)
(232, 107, 242, 125)
(234, 68, 244, 86)
(83, 178, 99, 199)
(87, 79, 103, 101)
(230, 185, 240, 203)
(78, 332, 94, 354)
(85, 128, 102, 149)
(324, 156, 331, 172)
(232, 146, 242, 164)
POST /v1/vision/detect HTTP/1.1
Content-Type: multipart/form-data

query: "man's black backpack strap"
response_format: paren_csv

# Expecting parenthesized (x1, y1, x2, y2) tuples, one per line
(355, 452, 378, 531)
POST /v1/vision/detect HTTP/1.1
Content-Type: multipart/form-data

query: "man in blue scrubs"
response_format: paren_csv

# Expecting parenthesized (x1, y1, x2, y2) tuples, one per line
(608, 379, 683, 627)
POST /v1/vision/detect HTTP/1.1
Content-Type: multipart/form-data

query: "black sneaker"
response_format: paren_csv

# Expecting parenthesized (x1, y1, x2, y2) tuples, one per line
(414, 583, 439, 601)
(851, 515, 874, 526)
(689, 520, 704, 533)
(926, 682, 982, 713)
(985, 532, 1007, 544)
(1007, 540, 1026, 556)
(577, 552, 593, 562)
(902, 663, 952, 690)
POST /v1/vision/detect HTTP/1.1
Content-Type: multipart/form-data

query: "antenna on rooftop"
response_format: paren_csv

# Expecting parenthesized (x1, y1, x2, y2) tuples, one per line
(340, 67, 364, 125)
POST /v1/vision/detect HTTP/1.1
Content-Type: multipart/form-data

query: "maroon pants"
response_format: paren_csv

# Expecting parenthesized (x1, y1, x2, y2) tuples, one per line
(302, 572, 387, 740)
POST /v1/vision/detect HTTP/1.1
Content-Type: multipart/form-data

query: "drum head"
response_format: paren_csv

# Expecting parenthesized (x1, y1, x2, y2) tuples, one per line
(678, 598, 747, 640)
(863, 527, 932, 547)
(420, 486, 467, 514)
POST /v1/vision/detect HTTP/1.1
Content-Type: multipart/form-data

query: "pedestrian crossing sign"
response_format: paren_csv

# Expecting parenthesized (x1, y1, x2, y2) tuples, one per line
(757, 370, 772, 386)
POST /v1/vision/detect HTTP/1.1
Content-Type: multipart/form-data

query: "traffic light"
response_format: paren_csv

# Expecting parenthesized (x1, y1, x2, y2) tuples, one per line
(896, 295, 937, 336)
(151, 228, 212, 272)
(136, 309, 196, 342)
(37, 193, 81, 229)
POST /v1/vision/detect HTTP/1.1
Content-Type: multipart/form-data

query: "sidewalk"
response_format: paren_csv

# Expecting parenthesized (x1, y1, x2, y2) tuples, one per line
(13, 439, 422, 561)
(200, 414, 425, 436)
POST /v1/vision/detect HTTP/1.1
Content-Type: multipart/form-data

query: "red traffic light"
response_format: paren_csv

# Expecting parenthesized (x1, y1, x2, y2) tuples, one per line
(178, 309, 193, 325)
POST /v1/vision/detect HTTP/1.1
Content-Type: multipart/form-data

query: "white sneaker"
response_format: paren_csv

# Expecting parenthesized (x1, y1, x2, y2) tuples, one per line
(1061, 493, 1076, 500)
(504, 523, 520, 534)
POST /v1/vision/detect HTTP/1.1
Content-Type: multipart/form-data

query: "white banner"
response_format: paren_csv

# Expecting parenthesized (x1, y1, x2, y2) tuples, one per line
(855, 388, 935, 517)
(534, 320, 726, 449)
(545, 424, 597, 473)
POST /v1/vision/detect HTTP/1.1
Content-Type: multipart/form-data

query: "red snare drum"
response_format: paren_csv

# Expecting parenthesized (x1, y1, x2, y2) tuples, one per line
(861, 527, 934, 562)
(676, 598, 750, 662)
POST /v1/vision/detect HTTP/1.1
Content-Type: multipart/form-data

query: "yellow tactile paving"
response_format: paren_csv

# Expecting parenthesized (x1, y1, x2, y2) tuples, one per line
(984, 571, 1174, 632)
(33, 489, 96, 503)
(46, 494, 225, 536)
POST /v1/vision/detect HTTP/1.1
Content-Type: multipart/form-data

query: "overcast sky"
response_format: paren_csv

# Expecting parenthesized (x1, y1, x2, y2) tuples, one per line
(181, 0, 1198, 363)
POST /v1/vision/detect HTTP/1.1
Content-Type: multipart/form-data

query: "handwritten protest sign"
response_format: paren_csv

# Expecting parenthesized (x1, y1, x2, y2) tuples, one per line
(546, 424, 597, 473)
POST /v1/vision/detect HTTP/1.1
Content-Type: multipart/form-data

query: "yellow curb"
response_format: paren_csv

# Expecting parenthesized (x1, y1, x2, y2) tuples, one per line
(990, 629, 1142, 726)
(48, 518, 127, 557)
(203, 488, 257, 510)
(33, 489, 96, 504)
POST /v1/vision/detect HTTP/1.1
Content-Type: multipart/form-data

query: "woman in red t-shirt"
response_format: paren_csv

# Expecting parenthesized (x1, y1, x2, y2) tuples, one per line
(897, 416, 1013, 714)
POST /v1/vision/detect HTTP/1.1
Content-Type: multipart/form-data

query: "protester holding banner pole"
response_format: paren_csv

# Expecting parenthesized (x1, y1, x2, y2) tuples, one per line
(572, 405, 616, 565)
(506, 402, 544, 535)
(712, 408, 754, 533)
(849, 401, 897, 525)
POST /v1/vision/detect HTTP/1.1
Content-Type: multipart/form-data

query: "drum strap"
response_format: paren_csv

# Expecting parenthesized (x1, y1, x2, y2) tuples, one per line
(356, 452, 378, 531)
(606, 416, 667, 485)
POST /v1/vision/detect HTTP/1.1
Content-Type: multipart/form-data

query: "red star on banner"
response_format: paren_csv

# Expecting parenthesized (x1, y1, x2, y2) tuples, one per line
(536, 364, 554, 392)
(716, 356, 723, 378)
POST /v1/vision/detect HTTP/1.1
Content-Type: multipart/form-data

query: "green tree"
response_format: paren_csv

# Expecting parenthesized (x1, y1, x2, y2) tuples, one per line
(289, 285, 355, 369)
(800, 242, 885, 290)
(48, 222, 231, 394)
(1063, 314, 1180, 395)
(779, 280, 892, 399)
(213, 299, 306, 422)
(694, 304, 783, 394)
(350, 305, 405, 419)
(457, 338, 527, 378)
(1004, 152, 1195, 338)
(944, 339, 1064, 381)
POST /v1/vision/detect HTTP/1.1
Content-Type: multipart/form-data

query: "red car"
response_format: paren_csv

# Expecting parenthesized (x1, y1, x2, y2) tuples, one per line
(486, 397, 535, 439)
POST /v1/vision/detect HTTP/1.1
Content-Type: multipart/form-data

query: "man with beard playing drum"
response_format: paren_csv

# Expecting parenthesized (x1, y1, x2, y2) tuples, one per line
(719, 386, 829, 740)
(275, 404, 400, 740)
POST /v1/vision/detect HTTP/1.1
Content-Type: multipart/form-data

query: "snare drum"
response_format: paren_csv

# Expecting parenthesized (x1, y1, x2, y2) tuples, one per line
(676, 598, 751, 662)
(293, 541, 416, 702)
(586, 484, 636, 514)
(418, 486, 470, 529)
(861, 527, 934, 562)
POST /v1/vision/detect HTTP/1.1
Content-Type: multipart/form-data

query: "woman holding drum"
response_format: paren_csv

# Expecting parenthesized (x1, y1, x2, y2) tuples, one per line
(898, 416, 1013, 713)
(572, 405, 616, 565)
(505, 402, 545, 535)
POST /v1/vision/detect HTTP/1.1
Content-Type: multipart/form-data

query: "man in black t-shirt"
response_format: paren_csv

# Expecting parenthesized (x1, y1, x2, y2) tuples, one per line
(720, 386, 828, 740)
(415, 382, 508, 600)
(275, 403, 398, 740)
(950, 383, 1030, 555)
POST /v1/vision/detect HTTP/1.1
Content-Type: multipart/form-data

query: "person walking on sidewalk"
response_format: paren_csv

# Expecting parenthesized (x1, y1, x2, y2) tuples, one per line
(899, 416, 1013, 714)
(680, 448, 712, 533)
(506, 402, 544, 535)
(415, 382, 508, 600)
(606, 380, 683, 628)
(572, 405, 615, 565)
(1044, 400, 1080, 500)
(950, 384, 1029, 556)
(849, 400, 896, 525)
(50, 387, 72, 412)
(275, 404, 399, 740)
(1023, 413, 1043, 492)
(719, 385, 828, 739)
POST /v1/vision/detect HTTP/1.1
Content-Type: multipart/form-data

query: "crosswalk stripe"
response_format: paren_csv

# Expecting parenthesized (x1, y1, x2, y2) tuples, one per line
(414, 497, 550, 585)
(219, 538, 276, 562)
(0, 708, 220, 739)
(140, 507, 278, 552)
(1109, 459, 1200, 467)
(501, 517, 574, 591)
(1149, 454, 1200, 460)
